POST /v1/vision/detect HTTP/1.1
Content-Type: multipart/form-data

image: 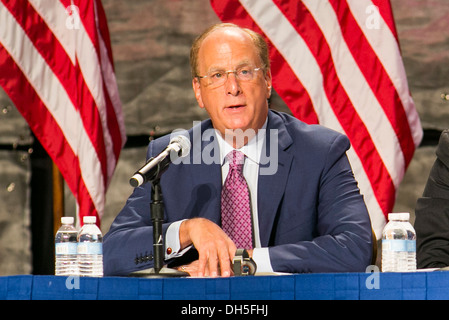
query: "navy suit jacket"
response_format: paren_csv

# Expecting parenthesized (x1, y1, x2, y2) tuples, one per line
(103, 110, 373, 276)
(415, 129, 449, 268)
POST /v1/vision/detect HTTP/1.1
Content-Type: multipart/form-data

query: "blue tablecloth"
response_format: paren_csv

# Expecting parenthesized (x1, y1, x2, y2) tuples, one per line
(1, 271, 449, 300)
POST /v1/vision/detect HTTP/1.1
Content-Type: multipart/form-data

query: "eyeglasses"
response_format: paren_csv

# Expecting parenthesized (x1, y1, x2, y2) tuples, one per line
(196, 66, 262, 88)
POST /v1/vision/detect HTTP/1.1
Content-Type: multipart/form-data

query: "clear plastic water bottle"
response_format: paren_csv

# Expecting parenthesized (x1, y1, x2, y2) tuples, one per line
(77, 216, 103, 277)
(381, 212, 416, 272)
(55, 216, 78, 276)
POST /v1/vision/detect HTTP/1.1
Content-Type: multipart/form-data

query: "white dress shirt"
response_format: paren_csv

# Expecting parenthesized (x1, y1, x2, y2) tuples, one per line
(164, 118, 274, 274)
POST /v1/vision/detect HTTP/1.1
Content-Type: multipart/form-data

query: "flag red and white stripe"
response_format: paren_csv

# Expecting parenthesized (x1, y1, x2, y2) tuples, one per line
(211, 0, 422, 236)
(0, 0, 126, 226)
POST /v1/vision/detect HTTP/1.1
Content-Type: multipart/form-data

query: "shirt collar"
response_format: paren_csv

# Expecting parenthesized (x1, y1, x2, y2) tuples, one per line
(216, 117, 268, 166)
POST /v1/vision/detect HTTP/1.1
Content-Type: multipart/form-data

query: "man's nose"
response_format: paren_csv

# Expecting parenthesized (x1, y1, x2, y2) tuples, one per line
(225, 72, 242, 96)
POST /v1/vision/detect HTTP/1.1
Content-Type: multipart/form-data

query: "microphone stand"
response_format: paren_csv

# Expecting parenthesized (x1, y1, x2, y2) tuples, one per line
(129, 172, 188, 278)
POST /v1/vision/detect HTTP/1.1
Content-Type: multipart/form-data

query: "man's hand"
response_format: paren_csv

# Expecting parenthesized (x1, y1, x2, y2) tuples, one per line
(179, 217, 236, 277)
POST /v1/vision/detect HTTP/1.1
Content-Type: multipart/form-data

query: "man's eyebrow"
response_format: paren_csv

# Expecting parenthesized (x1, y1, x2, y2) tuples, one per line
(207, 65, 225, 72)
(206, 60, 254, 72)
(235, 60, 252, 68)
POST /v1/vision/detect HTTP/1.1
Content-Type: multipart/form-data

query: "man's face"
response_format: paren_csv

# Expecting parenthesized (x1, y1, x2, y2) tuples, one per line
(192, 28, 272, 142)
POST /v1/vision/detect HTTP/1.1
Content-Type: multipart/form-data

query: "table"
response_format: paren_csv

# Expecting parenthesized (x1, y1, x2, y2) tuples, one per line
(1, 271, 449, 300)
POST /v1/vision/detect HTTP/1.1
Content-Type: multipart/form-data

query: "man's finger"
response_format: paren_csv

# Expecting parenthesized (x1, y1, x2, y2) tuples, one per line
(217, 247, 232, 277)
(207, 248, 219, 277)
(197, 248, 208, 277)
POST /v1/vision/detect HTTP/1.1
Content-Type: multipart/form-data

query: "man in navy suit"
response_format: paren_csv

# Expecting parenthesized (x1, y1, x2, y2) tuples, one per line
(103, 23, 373, 277)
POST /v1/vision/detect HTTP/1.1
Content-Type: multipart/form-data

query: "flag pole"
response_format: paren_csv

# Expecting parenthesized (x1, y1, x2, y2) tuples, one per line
(52, 162, 64, 235)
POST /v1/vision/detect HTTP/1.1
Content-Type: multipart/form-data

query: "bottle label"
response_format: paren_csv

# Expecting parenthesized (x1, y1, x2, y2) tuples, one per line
(382, 239, 416, 252)
(77, 242, 103, 255)
(55, 243, 77, 255)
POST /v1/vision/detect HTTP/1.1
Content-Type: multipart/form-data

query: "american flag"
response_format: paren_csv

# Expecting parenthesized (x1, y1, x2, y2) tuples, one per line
(0, 0, 126, 226)
(211, 0, 423, 237)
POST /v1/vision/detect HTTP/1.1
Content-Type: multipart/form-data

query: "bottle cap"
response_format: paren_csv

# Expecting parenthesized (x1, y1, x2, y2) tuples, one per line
(83, 216, 97, 224)
(61, 216, 74, 225)
(388, 212, 409, 221)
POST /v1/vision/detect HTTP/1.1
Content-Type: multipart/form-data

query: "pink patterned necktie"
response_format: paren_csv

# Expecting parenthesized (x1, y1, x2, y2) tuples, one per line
(221, 150, 253, 249)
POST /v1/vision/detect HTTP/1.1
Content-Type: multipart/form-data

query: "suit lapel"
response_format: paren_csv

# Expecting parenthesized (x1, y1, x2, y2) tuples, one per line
(186, 120, 222, 224)
(257, 111, 293, 246)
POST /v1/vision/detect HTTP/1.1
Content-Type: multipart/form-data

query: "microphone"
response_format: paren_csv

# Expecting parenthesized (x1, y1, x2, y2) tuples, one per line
(129, 135, 191, 187)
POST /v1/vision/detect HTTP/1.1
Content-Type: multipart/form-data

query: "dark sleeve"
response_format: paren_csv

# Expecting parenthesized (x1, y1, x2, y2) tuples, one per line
(415, 130, 449, 269)
(103, 139, 173, 276)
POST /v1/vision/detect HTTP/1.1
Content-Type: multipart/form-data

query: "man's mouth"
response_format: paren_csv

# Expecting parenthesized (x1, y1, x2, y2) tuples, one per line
(226, 104, 245, 109)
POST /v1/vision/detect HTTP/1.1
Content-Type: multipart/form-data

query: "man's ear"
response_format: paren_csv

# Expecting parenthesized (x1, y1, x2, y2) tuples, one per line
(192, 78, 205, 109)
(265, 69, 272, 99)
